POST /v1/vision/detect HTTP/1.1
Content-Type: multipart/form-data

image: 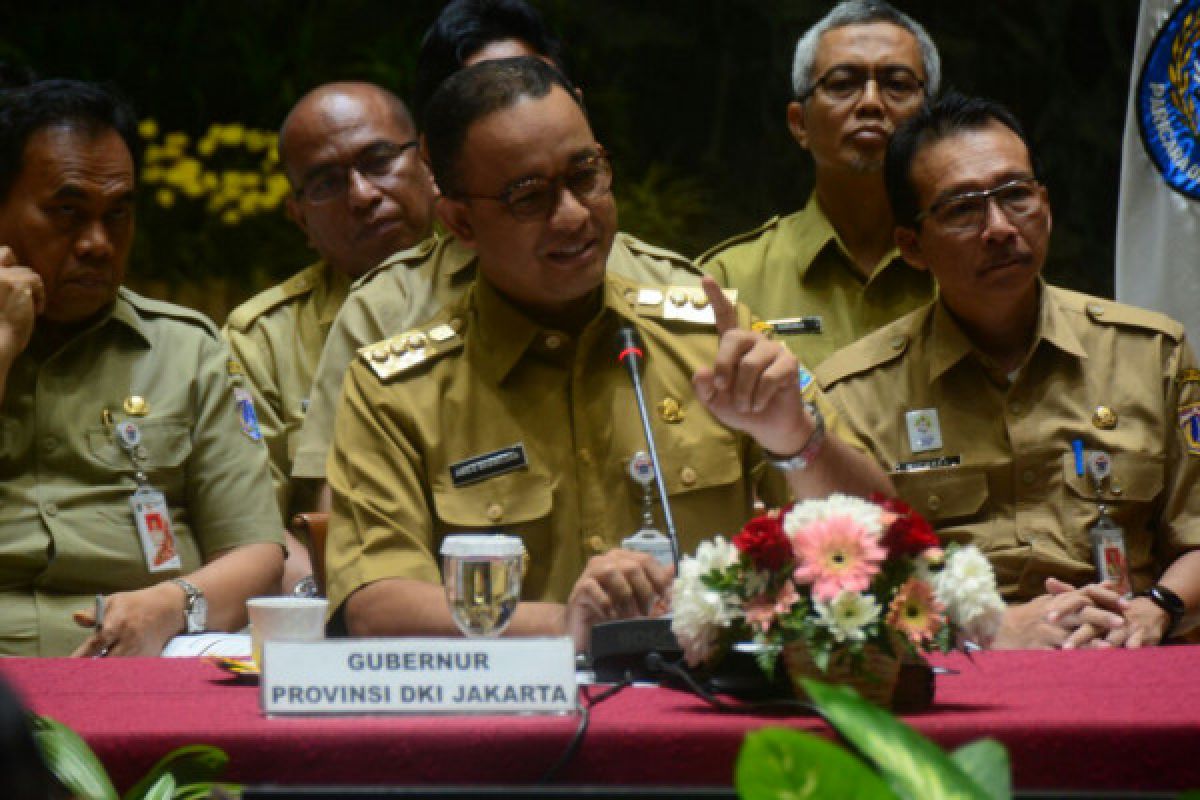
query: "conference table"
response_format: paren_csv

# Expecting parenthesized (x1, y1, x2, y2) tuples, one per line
(3, 645, 1198, 795)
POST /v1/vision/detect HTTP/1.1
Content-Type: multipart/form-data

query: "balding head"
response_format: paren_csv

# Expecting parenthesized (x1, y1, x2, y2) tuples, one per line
(280, 82, 434, 278)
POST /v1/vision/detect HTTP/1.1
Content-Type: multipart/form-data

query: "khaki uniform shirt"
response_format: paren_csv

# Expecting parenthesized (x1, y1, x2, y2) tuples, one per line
(816, 285, 1200, 602)
(222, 261, 350, 516)
(292, 231, 706, 480)
(324, 272, 856, 618)
(0, 288, 284, 656)
(700, 197, 935, 367)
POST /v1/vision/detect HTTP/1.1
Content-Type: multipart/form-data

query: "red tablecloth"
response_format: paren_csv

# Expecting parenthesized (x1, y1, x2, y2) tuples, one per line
(4, 646, 1199, 792)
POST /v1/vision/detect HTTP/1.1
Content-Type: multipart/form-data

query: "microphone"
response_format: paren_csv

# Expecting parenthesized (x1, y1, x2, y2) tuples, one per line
(615, 325, 680, 568)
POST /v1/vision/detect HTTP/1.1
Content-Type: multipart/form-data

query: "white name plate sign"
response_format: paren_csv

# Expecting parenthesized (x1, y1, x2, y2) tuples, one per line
(259, 637, 578, 716)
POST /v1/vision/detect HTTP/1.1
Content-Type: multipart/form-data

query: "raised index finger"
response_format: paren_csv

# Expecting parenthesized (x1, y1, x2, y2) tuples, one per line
(701, 276, 738, 336)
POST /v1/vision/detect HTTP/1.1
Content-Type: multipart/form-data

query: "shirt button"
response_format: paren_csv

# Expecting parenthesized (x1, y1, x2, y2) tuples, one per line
(588, 535, 607, 555)
(1008, 401, 1023, 416)
(1021, 469, 1036, 485)
(926, 494, 942, 512)
(44, 503, 59, 517)
(680, 466, 697, 486)
(486, 503, 504, 522)
(42, 435, 58, 453)
(544, 334, 562, 350)
(578, 448, 592, 465)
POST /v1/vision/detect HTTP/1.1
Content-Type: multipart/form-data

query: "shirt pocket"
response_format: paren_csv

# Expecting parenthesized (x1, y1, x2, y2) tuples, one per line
(431, 476, 555, 597)
(653, 424, 753, 545)
(891, 466, 989, 523)
(85, 417, 194, 496)
(1060, 452, 1164, 565)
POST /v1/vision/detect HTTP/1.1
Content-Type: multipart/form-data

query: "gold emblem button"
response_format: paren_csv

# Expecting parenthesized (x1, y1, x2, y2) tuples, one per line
(123, 395, 149, 416)
(486, 503, 504, 522)
(680, 466, 697, 486)
(588, 535, 607, 555)
(1092, 405, 1118, 430)
(926, 494, 942, 511)
(658, 397, 684, 423)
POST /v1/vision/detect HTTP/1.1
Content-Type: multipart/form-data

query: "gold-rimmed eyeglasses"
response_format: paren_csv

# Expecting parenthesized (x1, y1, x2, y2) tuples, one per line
(453, 149, 613, 221)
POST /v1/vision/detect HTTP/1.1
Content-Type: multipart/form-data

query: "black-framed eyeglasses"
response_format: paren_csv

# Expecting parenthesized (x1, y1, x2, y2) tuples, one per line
(915, 177, 1046, 235)
(453, 150, 613, 221)
(294, 140, 419, 205)
(801, 65, 925, 105)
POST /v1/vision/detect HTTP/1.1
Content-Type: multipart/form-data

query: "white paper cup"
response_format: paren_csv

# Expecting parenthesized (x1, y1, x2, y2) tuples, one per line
(247, 596, 328, 668)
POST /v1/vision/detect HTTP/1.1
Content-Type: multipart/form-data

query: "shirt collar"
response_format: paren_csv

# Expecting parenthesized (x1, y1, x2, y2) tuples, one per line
(794, 194, 906, 285)
(312, 261, 351, 327)
(105, 288, 154, 348)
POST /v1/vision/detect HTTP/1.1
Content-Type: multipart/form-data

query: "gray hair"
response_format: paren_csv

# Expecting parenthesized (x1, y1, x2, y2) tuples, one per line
(791, 0, 941, 100)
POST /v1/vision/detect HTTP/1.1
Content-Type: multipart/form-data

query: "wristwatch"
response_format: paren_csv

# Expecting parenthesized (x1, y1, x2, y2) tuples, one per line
(169, 577, 208, 634)
(291, 574, 320, 598)
(1142, 584, 1185, 638)
(766, 403, 825, 472)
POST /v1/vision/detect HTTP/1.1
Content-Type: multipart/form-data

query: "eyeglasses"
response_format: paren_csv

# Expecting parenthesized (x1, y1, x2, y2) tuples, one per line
(915, 177, 1046, 235)
(802, 65, 925, 106)
(294, 140, 419, 205)
(455, 150, 613, 221)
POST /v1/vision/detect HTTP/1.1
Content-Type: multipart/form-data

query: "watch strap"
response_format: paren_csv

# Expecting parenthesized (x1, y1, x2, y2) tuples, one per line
(169, 577, 206, 633)
(1143, 584, 1185, 638)
(766, 403, 825, 472)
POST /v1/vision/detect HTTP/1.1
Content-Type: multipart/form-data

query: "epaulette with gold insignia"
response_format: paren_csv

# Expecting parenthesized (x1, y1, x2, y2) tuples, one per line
(696, 216, 781, 265)
(351, 236, 441, 291)
(357, 320, 464, 381)
(1065, 290, 1186, 343)
(225, 262, 324, 332)
(816, 330, 911, 389)
(627, 284, 738, 326)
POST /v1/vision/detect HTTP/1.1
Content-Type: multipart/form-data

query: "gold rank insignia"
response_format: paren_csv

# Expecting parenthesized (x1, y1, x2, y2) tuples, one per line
(658, 397, 685, 423)
(360, 325, 463, 380)
(227, 359, 245, 376)
(1092, 405, 1118, 430)
(123, 395, 149, 416)
(1181, 368, 1200, 385)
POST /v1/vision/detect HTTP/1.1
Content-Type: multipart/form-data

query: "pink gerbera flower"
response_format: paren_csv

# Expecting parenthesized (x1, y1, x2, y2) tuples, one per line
(887, 578, 946, 646)
(791, 515, 886, 601)
(744, 580, 801, 633)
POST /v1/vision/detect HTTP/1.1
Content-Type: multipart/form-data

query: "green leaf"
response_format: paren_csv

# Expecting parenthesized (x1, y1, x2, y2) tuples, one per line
(951, 739, 1011, 800)
(122, 745, 229, 800)
(30, 714, 118, 800)
(139, 773, 175, 800)
(802, 680, 995, 800)
(735, 726, 898, 800)
(173, 783, 240, 800)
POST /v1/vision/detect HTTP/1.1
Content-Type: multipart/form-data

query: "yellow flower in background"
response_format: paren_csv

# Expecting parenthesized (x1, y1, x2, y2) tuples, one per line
(144, 144, 167, 164)
(164, 132, 189, 150)
(197, 136, 217, 157)
(155, 188, 175, 209)
(221, 209, 241, 225)
(138, 119, 159, 139)
(218, 124, 245, 147)
(245, 130, 267, 151)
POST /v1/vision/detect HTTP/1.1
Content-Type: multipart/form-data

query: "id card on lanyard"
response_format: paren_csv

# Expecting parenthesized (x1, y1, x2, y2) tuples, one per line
(112, 416, 182, 573)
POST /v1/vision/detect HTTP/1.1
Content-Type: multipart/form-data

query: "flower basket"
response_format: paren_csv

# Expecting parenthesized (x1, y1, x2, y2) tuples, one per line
(781, 638, 901, 708)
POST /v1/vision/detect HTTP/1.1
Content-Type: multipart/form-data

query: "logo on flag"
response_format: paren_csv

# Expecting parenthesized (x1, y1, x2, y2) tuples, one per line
(1137, 0, 1200, 199)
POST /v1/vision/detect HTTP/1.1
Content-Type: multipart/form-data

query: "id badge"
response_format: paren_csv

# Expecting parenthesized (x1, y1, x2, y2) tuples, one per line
(131, 486, 182, 572)
(1088, 513, 1131, 597)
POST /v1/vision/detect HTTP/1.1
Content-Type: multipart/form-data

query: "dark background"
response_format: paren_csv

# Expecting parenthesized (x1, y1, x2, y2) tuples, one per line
(0, 1, 1139, 321)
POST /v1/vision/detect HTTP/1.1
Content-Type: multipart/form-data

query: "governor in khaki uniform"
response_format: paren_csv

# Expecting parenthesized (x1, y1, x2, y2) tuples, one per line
(0, 80, 283, 657)
(222, 82, 435, 524)
(701, 0, 937, 367)
(326, 58, 893, 651)
(818, 92, 1200, 649)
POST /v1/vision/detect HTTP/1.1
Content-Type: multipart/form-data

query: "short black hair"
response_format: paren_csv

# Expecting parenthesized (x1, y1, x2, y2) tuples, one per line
(885, 91, 1035, 228)
(0, 79, 141, 203)
(413, 0, 566, 128)
(425, 56, 581, 197)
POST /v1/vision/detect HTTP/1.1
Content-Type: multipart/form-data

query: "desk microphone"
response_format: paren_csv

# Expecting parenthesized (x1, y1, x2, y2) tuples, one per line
(615, 325, 680, 569)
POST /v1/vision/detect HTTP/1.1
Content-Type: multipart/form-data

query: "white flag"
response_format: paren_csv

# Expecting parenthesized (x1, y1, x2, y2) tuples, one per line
(1116, 0, 1200, 343)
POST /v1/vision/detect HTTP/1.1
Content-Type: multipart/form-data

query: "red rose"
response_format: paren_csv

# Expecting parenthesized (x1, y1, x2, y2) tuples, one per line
(733, 514, 793, 571)
(873, 494, 939, 557)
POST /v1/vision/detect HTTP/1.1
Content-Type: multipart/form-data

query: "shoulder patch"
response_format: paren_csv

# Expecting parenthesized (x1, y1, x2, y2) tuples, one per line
(816, 332, 910, 389)
(1058, 289, 1186, 342)
(357, 320, 464, 381)
(696, 216, 781, 264)
(631, 284, 737, 327)
(225, 263, 323, 332)
(119, 288, 219, 338)
(618, 233, 703, 276)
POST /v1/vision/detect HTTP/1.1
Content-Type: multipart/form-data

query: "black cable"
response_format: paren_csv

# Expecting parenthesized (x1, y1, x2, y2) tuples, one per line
(538, 676, 633, 784)
(644, 652, 813, 714)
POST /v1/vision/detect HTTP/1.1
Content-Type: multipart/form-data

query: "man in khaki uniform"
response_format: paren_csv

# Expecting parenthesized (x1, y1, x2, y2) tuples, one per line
(817, 92, 1200, 649)
(0, 80, 283, 657)
(222, 82, 435, 526)
(700, 0, 938, 367)
(326, 58, 892, 650)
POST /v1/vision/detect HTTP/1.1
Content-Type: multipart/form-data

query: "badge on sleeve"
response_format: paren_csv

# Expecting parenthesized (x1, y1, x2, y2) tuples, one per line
(131, 486, 182, 572)
(1179, 402, 1200, 456)
(233, 387, 263, 441)
(905, 408, 943, 453)
(797, 365, 815, 395)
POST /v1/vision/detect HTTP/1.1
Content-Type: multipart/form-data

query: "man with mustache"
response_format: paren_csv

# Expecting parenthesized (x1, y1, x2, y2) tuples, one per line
(0, 80, 283, 656)
(817, 92, 1200, 648)
(222, 83, 435, 595)
(324, 58, 892, 650)
(700, 0, 938, 368)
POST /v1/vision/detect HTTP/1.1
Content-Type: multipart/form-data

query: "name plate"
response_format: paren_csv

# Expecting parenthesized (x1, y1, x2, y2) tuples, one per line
(259, 637, 578, 716)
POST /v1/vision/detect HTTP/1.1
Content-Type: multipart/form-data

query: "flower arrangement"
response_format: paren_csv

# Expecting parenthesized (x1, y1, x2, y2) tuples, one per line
(671, 493, 1005, 687)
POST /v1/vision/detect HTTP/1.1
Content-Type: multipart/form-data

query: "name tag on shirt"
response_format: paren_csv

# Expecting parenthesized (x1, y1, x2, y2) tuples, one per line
(450, 444, 529, 487)
(769, 316, 823, 335)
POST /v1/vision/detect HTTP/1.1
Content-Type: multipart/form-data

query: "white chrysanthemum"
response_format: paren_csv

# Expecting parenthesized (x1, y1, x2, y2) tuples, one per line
(670, 537, 742, 666)
(933, 545, 1006, 647)
(784, 493, 884, 539)
(813, 590, 881, 643)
